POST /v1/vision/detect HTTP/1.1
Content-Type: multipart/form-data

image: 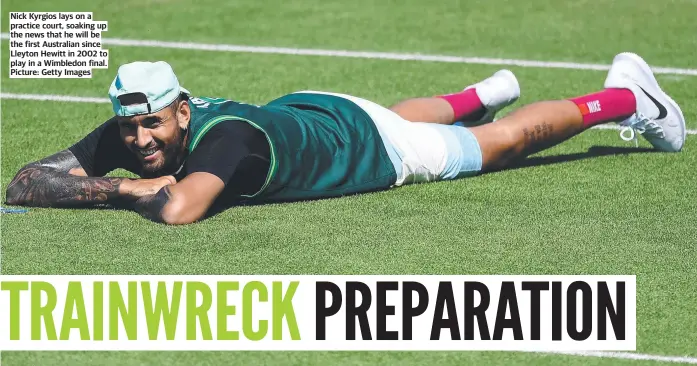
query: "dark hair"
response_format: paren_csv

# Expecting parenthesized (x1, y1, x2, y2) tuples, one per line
(177, 92, 189, 103)
(170, 92, 189, 112)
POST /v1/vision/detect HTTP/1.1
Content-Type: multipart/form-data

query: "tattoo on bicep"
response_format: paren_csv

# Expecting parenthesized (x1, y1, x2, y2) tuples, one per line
(133, 186, 172, 223)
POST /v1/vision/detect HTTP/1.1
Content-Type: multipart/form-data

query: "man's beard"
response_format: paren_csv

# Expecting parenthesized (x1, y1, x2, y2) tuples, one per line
(140, 127, 189, 178)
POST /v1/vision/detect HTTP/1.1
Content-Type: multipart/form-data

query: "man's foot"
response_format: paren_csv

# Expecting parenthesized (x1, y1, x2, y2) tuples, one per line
(455, 69, 520, 127)
(604, 52, 686, 152)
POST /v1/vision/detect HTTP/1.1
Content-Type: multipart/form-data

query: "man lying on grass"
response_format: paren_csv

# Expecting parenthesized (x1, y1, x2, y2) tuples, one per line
(5, 53, 687, 224)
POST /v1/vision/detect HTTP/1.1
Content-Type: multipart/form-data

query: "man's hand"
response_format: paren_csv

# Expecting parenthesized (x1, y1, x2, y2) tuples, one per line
(121, 176, 176, 199)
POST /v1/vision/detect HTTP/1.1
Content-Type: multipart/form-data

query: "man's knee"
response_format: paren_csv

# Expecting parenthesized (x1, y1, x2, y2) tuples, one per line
(498, 129, 525, 166)
(472, 123, 524, 170)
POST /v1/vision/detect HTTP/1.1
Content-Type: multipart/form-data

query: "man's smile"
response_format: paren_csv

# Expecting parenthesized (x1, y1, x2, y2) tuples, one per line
(136, 146, 162, 161)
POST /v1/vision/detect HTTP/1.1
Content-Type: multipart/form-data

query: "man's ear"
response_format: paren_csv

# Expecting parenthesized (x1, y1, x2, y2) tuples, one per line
(177, 100, 191, 129)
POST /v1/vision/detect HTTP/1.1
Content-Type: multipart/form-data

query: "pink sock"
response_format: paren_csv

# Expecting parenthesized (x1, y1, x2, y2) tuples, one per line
(569, 89, 636, 129)
(438, 89, 485, 120)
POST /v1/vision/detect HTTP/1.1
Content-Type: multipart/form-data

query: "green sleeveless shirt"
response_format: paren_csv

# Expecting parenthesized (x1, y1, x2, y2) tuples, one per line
(186, 93, 397, 203)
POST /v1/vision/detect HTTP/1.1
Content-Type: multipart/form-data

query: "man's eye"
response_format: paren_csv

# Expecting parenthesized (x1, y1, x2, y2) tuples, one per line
(142, 119, 161, 128)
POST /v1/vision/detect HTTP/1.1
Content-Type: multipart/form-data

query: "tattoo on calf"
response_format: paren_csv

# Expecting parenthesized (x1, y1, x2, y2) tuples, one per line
(523, 122, 554, 148)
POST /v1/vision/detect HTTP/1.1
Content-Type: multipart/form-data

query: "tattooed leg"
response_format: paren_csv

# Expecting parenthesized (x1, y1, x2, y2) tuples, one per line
(468, 100, 584, 170)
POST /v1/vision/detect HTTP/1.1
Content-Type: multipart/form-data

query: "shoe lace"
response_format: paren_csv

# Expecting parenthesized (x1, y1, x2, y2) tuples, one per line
(619, 113, 664, 147)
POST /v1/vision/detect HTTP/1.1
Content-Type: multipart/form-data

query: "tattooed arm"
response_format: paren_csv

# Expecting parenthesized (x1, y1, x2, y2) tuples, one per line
(5, 149, 172, 208)
(131, 186, 172, 223)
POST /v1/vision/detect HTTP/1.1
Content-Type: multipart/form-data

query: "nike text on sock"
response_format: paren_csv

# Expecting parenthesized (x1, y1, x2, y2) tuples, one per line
(569, 88, 637, 128)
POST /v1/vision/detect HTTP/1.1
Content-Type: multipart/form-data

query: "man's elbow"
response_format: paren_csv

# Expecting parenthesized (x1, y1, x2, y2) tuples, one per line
(5, 184, 24, 205)
(159, 199, 204, 225)
(5, 167, 33, 205)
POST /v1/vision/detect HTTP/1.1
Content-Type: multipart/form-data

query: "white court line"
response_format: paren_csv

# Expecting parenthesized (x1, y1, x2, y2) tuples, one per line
(0, 93, 110, 104)
(1, 93, 695, 135)
(2, 33, 697, 76)
(2, 92, 697, 364)
(544, 351, 697, 364)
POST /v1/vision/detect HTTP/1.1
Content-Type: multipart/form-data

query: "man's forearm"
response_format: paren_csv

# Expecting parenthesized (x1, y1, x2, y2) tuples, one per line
(5, 165, 135, 207)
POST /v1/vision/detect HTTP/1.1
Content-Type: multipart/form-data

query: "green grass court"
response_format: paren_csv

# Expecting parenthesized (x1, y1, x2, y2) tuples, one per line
(1, 0, 696, 364)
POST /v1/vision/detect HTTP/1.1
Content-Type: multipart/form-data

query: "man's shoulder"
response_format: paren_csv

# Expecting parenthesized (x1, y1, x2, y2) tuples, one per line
(188, 96, 260, 112)
(194, 119, 256, 135)
(188, 119, 263, 148)
(188, 96, 266, 125)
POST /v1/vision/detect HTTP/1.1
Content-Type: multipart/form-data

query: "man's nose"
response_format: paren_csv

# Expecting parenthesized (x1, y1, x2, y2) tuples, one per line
(135, 126, 153, 148)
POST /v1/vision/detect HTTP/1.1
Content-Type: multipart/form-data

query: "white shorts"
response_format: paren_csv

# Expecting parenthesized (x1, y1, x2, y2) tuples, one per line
(293, 91, 483, 186)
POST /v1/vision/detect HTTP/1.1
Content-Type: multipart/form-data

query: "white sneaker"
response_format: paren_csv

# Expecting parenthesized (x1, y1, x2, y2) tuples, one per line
(455, 69, 520, 127)
(604, 52, 686, 152)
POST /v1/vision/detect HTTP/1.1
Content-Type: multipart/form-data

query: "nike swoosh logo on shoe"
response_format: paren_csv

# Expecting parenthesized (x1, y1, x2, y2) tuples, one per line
(638, 85, 668, 119)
